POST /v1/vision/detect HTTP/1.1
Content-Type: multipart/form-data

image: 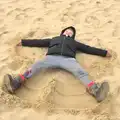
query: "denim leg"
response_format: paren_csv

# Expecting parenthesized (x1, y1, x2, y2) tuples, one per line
(23, 55, 60, 79)
(59, 57, 92, 86)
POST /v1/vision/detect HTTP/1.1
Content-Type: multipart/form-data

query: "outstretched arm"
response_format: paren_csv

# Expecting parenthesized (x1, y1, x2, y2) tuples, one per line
(75, 41, 108, 57)
(20, 38, 52, 47)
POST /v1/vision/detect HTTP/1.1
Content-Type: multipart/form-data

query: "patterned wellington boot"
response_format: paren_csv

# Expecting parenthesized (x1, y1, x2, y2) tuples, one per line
(86, 81, 109, 102)
(2, 74, 25, 94)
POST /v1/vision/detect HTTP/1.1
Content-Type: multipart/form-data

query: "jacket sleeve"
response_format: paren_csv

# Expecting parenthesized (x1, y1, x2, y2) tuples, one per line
(21, 38, 52, 47)
(75, 41, 107, 57)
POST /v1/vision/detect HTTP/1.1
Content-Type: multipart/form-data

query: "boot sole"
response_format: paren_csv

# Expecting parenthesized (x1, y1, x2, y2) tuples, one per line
(2, 74, 14, 94)
(96, 81, 109, 102)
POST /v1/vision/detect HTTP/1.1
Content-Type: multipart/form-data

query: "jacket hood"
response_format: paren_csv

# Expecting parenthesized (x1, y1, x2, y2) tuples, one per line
(60, 26, 76, 39)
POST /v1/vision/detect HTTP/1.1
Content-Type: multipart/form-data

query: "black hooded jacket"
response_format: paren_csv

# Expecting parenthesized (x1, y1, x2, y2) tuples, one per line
(21, 26, 107, 58)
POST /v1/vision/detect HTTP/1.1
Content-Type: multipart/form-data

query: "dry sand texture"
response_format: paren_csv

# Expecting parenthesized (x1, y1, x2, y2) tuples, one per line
(0, 0, 120, 119)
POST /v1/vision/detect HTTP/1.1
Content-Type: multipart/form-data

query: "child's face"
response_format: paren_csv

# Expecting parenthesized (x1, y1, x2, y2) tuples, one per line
(63, 29, 73, 37)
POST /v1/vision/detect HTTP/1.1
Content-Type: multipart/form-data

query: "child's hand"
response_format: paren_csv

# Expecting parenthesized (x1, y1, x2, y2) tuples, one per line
(15, 42, 22, 55)
(106, 50, 112, 58)
(16, 42, 22, 46)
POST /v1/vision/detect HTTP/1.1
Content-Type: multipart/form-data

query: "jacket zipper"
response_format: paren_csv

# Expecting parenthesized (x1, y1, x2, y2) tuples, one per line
(61, 36, 65, 55)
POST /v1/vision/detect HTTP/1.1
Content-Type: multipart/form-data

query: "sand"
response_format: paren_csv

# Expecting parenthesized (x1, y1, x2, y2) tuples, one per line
(0, 0, 120, 119)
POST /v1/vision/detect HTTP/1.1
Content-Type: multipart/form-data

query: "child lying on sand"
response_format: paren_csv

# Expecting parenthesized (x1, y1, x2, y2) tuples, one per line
(2, 26, 112, 102)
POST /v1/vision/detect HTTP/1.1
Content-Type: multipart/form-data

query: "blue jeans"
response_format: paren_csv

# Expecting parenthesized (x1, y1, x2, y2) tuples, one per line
(23, 55, 92, 86)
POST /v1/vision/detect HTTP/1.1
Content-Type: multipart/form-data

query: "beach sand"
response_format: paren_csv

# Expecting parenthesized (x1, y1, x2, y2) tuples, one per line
(0, 0, 120, 119)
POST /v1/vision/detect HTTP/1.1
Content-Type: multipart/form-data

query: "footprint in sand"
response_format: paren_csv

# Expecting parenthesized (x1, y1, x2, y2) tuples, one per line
(16, 13, 28, 20)
(33, 17, 44, 26)
(69, 1, 85, 13)
(85, 15, 100, 28)
(59, 1, 85, 22)
(41, 0, 51, 8)
(25, 31, 36, 38)
(7, 8, 28, 20)
(22, 8, 35, 17)
(23, 8, 34, 12)
(7, 8, 21, 16)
